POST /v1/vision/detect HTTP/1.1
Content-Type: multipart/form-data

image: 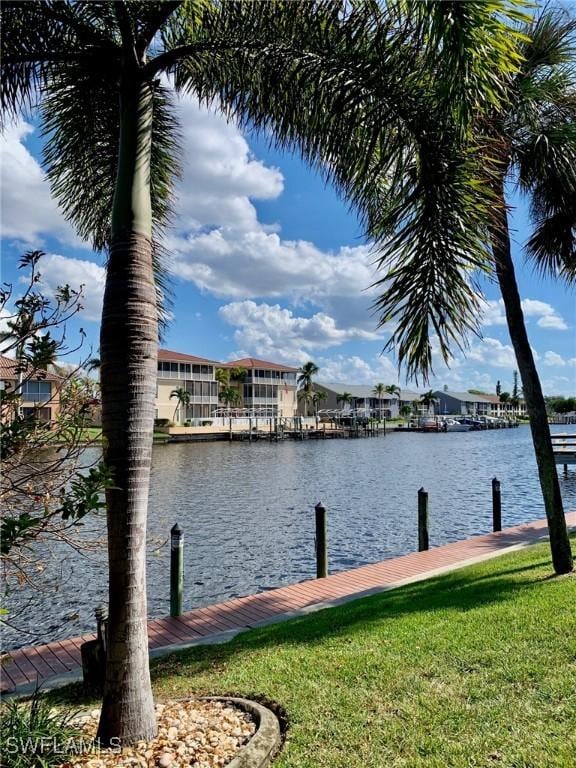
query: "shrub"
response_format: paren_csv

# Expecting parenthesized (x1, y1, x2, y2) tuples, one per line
(0, 690, 82, 768)
(201, 420, 213, 427)
(154, 418, 173, 429)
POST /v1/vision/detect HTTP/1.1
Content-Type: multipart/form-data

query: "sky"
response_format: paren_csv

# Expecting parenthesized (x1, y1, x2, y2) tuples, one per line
(1, 93, 575, 395)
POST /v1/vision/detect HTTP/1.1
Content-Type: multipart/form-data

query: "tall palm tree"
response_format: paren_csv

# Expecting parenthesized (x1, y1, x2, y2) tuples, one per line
(385, 384, 401, 398)
(169, 387, 190, 423)
(204, 4, 574, 574)
(479, 11, 575, 573)
(3, 1, 549, 743)
(0, 1, 348, 744)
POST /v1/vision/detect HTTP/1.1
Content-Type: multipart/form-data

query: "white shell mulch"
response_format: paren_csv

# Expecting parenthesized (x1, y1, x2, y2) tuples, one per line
(60, 699, 256, 768)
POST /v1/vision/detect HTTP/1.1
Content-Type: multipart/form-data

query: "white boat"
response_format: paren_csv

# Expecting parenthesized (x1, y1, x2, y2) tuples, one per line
(444, 419, 473, 432)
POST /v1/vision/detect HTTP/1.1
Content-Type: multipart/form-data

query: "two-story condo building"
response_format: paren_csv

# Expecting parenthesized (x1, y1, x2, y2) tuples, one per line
(155, 349, 220, 423)
(223, 357, 299, 418)
(0, 355, 61, 422)
(432, 389, 527, 417)
(155, 351, 299, 423)
(311, 384, 423, 419)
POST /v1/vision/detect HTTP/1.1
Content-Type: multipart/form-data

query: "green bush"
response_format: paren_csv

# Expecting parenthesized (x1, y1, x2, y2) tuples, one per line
(153, 418, 173, 429)
(200, 420, 213, 427)
(0, 690, 82, 768)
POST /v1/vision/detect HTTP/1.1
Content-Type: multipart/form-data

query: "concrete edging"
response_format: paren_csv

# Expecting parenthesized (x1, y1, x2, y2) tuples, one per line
(203, 697, 282, 768)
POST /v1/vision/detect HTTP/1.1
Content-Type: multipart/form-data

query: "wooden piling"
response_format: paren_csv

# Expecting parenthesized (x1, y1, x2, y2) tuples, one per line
(315, 502, 328, 578)
(170, 523, 184, 617)
(418, 488, 429, 551)
(492, 477, 502, 532)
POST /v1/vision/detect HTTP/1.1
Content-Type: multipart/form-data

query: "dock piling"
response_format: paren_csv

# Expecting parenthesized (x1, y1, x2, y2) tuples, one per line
(418, 488, 429, 551)
(170, 523, 184, 616)
(492, 477, 502, 532)
(315, 502, 328, 578)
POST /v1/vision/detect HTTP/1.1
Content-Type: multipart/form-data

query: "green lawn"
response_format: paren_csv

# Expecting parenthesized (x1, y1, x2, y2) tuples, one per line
(55, 539, 576, 767)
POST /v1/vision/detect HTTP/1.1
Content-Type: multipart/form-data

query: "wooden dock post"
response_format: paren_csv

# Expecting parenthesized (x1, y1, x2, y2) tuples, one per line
(492, 477, 502, 532)
(315, 502, 328, 578)
(170, 523, 184, 617)
(418, 488, 429, 551)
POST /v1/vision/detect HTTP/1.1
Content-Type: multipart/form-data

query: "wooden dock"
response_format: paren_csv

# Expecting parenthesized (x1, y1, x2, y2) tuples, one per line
(552, 433, 576, 466)
(2, 511, 575, 696)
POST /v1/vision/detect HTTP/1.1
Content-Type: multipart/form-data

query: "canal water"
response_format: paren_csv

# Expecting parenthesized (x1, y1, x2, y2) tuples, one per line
(3, 425, 575, 649)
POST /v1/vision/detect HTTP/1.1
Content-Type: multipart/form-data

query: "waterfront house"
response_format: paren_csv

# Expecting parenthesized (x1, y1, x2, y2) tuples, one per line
(432, 390, 491, 417)
(481, 393, 527, 418)
(311, 384, 422, 419)
(223, 357, 298, 418)
(155, 349, 220, 424)
(432, 390, 527, 418)
(0, 355, 61, 423)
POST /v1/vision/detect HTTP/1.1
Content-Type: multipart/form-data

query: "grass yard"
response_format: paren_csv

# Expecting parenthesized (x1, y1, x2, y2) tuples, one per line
(54, 538, 576, 767)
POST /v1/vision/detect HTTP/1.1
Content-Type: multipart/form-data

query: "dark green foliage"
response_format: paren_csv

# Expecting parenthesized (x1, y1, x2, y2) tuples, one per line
(0, 690, 82, 768)
(58, 463, 114, 522)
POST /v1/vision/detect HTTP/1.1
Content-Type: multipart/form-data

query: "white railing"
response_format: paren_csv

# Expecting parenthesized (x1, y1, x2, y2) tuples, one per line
(157, 371, 214, 381)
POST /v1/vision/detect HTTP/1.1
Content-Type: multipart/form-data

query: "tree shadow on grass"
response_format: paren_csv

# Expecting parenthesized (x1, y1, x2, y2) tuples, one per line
(148, 554, 568, 681)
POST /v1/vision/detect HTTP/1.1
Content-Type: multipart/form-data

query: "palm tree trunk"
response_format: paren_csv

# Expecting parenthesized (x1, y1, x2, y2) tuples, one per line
(97, 78, 158, 745)
(490, 183, 572, 574)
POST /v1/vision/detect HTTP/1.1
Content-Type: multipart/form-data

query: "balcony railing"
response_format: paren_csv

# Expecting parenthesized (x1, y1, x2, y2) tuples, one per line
(157, 371, 214, 381)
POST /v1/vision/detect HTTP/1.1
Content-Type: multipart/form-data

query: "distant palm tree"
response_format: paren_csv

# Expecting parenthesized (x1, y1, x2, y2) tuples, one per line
(215, 368, 230, 387)
(169, 388, 190, 424)
(297, 361, 319, 393)
(372, 383, 386, 420)
(229, 366, 247, 382)
(219, 385, 241, 409)
(385, 384, 401, 398)
(399, 404, 412, 423)
(337, 392, 353, 410)
(419, 390, 437, 414)
(499, 392, 511, 404)
(297, 388, 315, 417)
(312, 389, 327, 418)
(297, 362, 319, 416)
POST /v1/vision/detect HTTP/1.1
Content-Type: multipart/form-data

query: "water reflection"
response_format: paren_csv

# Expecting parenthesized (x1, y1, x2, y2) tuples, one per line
(3, 425, 575, 649)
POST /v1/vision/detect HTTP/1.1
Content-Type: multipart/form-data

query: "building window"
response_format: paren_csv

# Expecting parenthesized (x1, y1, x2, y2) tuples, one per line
(22, 406, 51, 422)
(22, 380, 51, 401)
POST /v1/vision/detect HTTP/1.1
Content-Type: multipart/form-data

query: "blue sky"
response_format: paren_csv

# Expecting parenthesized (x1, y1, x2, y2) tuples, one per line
(1, 94, 575, 395)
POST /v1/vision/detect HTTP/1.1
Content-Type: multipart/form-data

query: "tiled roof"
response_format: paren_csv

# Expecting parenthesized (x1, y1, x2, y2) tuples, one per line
(0, 355, 60, 381)
(224, 357, 299, 372)
(158, 349, 220, 365)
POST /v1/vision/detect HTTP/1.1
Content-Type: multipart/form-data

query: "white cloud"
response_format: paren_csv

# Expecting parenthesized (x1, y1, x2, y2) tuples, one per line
(37, 254, 106, 322)
(536, 314, 569, 330)
(543, 351, 566, 367)
(162, 96, 379, 333)
(0, 120, 80, 246)
(481, 297, 569, 331)
(466, 337, 518, 369)
(219, 300, 381, 364)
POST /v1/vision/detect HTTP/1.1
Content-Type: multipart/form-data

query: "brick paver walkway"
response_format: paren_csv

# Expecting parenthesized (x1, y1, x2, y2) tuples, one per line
(2, 512, 575, 695)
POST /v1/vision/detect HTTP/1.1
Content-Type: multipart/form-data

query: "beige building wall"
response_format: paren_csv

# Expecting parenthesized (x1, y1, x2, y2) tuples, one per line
(278, 386, 298, 417)
(156, 380, 179, 422)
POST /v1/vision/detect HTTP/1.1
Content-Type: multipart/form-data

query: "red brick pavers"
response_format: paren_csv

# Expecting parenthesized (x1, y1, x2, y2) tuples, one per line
(2, 512, 575, 695)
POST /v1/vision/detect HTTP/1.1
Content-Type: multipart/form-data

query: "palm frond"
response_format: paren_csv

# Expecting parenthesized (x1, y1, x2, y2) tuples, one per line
(0, 1, 118, 125)
(509, 9, 576, 283)
(168, 0, 498, 380)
